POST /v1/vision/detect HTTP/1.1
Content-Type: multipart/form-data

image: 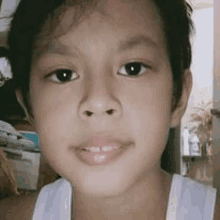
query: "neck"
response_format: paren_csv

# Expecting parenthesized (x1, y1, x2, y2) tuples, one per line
(72, 168, 173, 220)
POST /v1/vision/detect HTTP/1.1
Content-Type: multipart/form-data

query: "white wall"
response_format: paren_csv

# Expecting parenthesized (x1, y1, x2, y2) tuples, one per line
(187, 0, 214, 8)
(181, 7, 214, 129)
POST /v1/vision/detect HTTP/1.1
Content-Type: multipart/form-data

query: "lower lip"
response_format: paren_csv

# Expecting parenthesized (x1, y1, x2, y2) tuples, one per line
(75, 144, 131, 166)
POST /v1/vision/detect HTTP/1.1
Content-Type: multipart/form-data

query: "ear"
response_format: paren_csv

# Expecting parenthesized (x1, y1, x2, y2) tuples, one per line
(170, 69, 193, 128)
(15, 89, 34, 125)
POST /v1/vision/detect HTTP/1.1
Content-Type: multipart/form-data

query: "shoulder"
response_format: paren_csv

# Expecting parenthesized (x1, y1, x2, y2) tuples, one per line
(0, 191, 39, 220)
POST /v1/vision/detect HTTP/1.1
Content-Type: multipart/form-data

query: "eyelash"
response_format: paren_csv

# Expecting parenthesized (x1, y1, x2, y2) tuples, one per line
(118, 62, 149, 77)
(46, 62, 150, 83)
(47, 69, 78, 83)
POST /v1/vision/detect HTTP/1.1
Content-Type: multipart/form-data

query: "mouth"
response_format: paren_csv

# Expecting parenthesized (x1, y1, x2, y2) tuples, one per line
(80, 146, 119, 152)
(73, 136, 133, 166)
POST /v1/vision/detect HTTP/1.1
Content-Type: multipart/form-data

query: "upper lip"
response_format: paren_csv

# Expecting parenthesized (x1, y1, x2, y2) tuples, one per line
(75, 135, 133, 149)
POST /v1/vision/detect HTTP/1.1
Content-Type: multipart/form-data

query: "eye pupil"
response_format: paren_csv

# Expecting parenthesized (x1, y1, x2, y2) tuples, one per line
(125, 62, 141, 76)
(56, 69, 72, 82)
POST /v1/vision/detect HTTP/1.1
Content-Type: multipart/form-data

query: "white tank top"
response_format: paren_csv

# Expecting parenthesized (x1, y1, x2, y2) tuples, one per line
(32, 174, 217, 220)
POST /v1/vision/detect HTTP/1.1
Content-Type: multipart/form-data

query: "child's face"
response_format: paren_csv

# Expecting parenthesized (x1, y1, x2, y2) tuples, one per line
(29, 0, 184, 196)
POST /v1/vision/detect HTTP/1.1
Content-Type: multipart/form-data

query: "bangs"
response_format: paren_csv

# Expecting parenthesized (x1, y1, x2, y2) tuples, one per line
(32, 0, 99, 61)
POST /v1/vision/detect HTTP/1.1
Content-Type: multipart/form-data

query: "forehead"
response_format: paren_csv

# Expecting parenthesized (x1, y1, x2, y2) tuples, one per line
(33, 0, 165, 60)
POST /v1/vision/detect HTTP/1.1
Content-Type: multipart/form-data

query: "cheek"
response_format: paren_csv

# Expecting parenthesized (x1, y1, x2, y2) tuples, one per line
(125, 74, 173, 149)
(31, 82, 79, 148)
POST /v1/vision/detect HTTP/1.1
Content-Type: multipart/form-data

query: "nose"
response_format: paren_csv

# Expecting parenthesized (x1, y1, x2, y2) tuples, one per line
(78, 77, 122, 120)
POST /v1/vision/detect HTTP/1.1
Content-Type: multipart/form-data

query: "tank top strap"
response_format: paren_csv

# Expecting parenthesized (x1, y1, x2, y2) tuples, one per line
(32, 178, 72, 220)
(166, 174, 216, 220)
(166, 174, 184, 220)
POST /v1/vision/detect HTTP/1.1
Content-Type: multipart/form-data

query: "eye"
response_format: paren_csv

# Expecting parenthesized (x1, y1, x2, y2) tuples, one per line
(118, 62, 148, 77)
(47, 69, 78, 83)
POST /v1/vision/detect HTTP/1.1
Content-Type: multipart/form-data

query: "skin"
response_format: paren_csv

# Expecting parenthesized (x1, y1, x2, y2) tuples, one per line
(4, 0, 194, 219)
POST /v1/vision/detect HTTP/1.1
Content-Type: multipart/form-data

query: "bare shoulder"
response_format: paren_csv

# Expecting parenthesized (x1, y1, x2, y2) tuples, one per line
(0, 191, 39, 220)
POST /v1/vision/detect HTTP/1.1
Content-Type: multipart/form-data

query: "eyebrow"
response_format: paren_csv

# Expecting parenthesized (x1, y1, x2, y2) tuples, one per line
(118, 34, 158, 53)
(44, 41, 80, 57)
(39, 34, 158, 57)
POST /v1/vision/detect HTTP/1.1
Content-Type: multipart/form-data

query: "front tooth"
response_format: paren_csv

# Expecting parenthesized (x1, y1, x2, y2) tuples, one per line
(94, 154, 107, 163)
(88, 146, 101, 152)
(102, 146, 113, 152)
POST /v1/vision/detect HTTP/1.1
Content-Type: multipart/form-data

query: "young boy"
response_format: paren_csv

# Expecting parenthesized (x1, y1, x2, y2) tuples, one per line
(0, 0, 219, 219)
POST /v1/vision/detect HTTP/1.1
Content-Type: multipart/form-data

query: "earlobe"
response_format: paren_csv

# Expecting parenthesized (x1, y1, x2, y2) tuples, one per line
(170, 69, 193, 128)
(15, 89, 33, 124)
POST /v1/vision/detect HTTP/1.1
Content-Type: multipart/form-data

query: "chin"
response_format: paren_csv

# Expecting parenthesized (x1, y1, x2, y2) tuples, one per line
(73, 172, 133, 198)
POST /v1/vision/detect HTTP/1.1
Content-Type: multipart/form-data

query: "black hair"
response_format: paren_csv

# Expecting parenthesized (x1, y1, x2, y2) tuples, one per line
(0, 47, 9, 58)
(5, 0, 193, 122)
(155, 0, 193, 111)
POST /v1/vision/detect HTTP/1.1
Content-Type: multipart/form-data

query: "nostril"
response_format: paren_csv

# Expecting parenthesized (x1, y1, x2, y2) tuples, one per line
(107, 109, 114, 115)
(84, 109, 114, 116)
(86, 111, 93, 116)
